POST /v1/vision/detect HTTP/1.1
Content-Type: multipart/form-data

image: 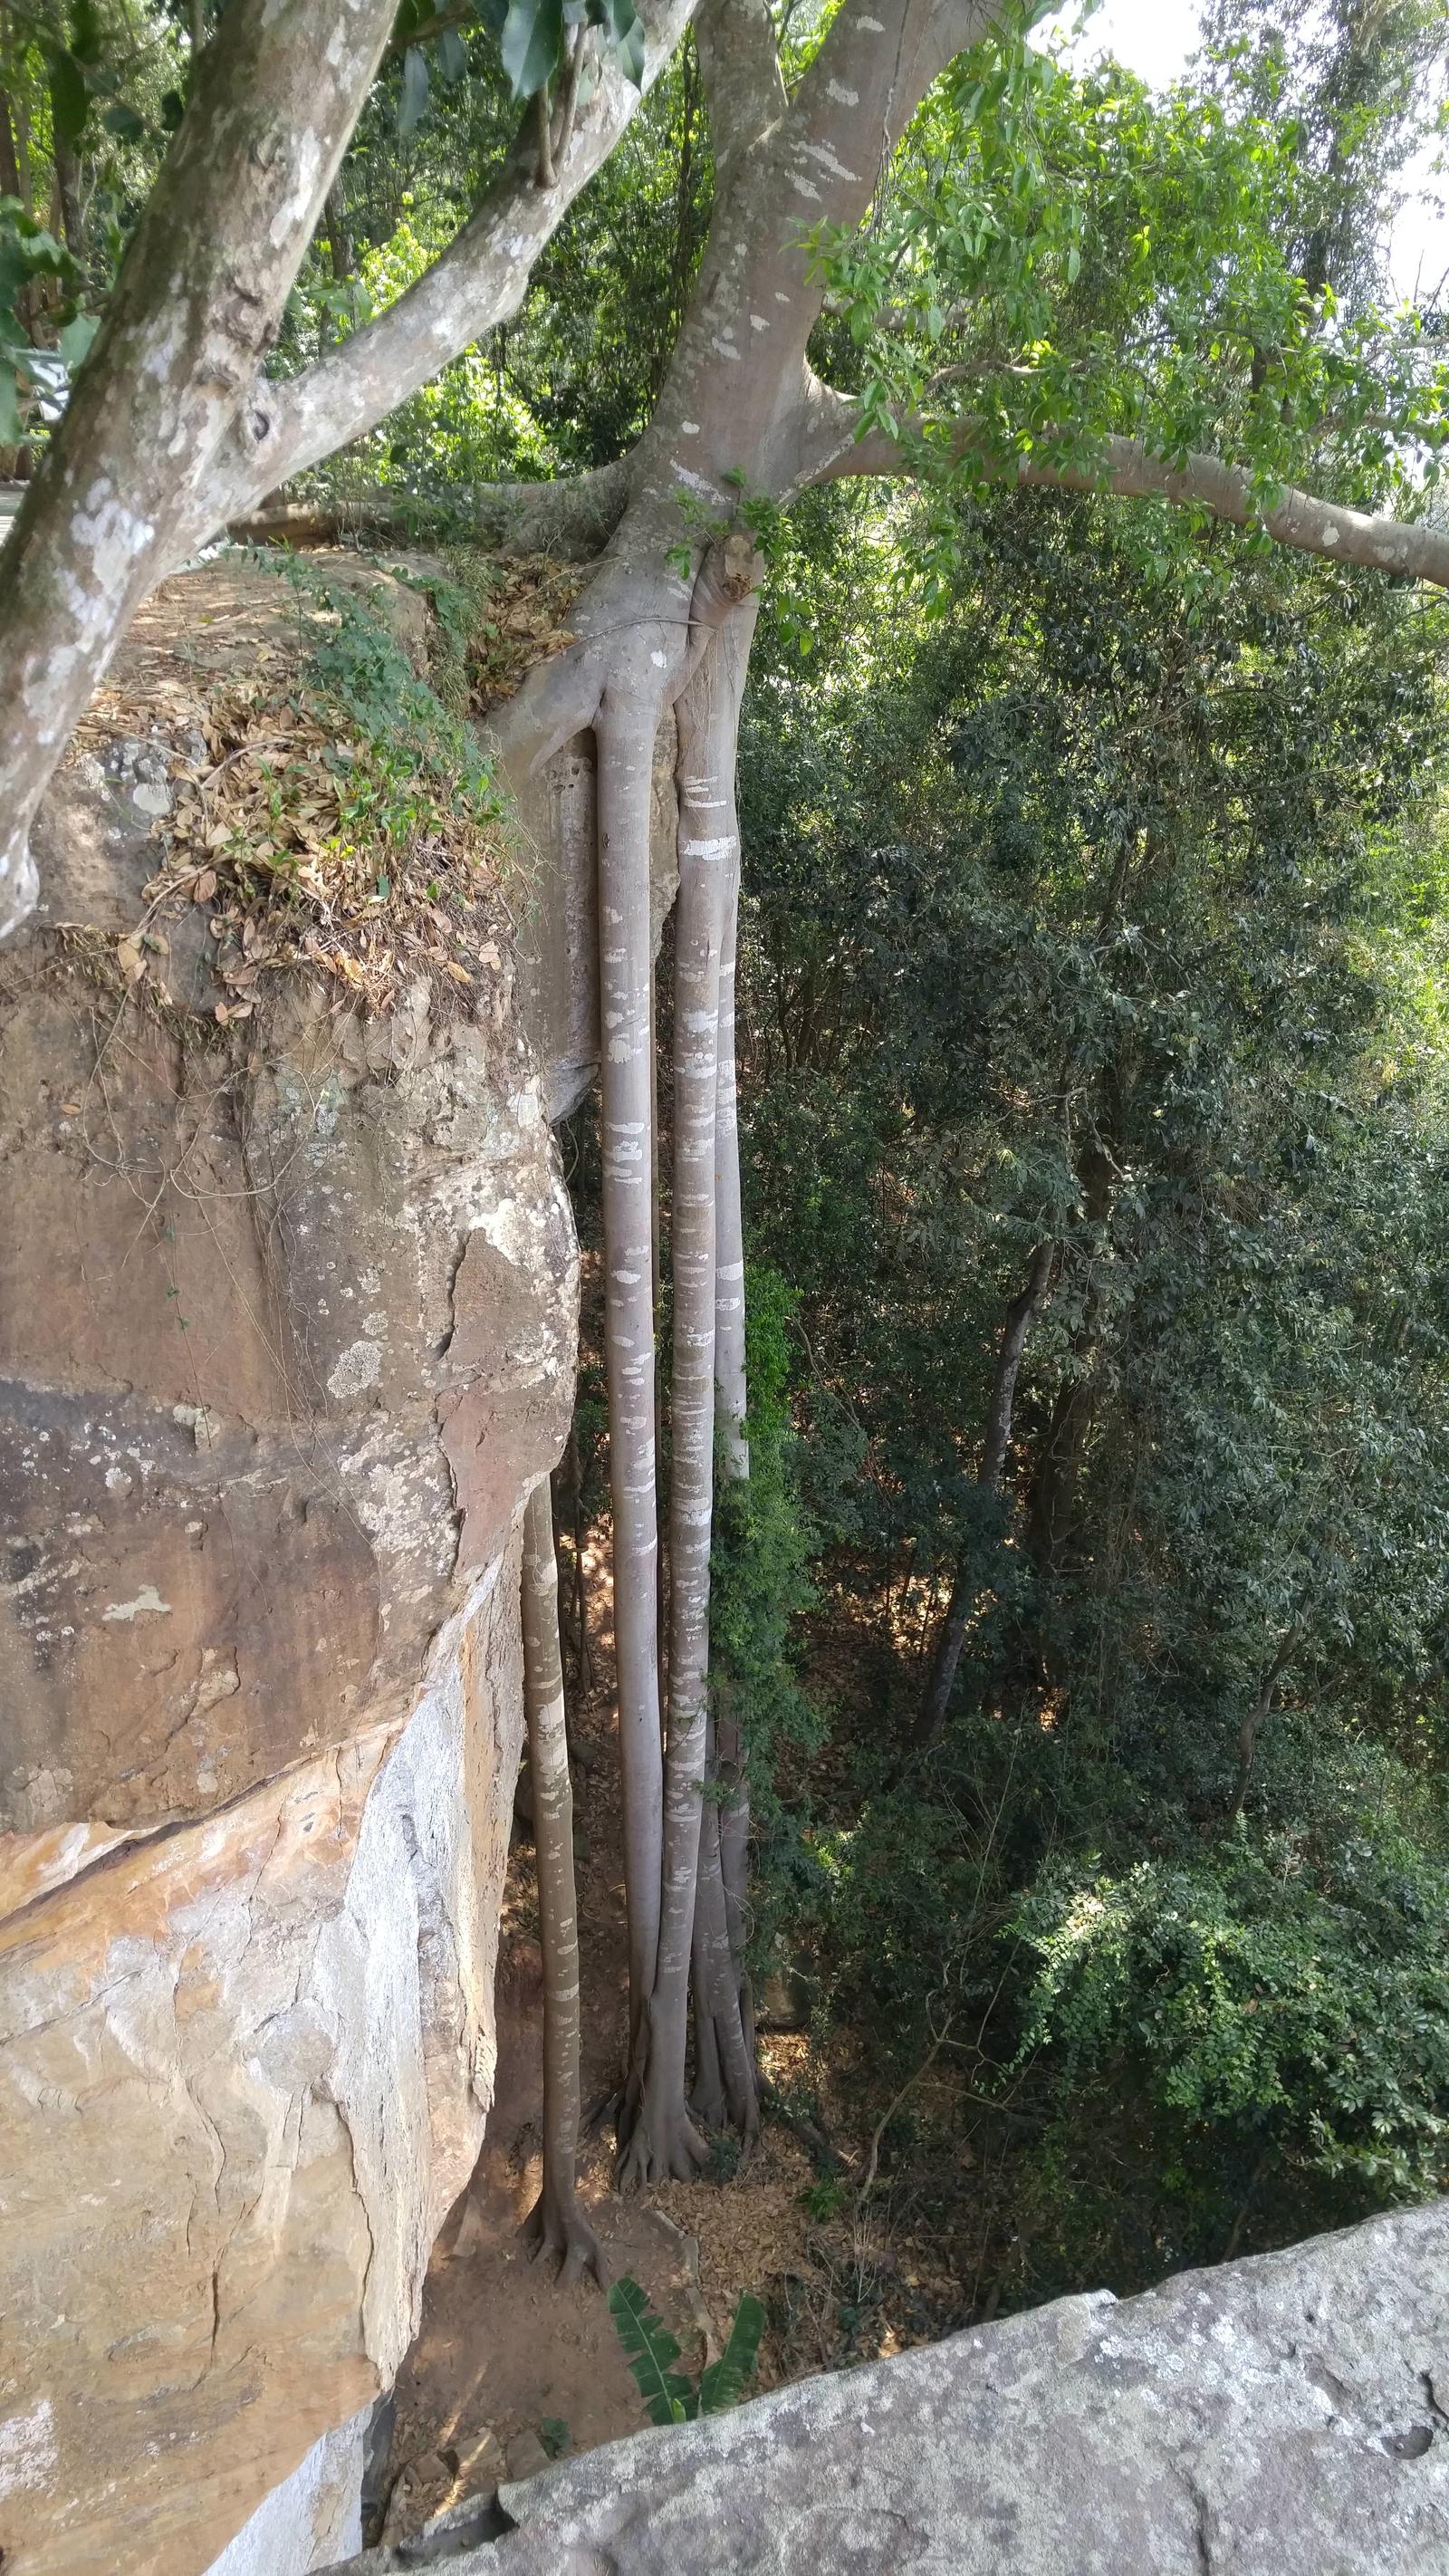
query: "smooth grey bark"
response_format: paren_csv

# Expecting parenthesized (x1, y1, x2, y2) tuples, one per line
(618, 618, 740, 2185)
(698, 637, 760, 2142)
(715, 831, 750, 1483)
(916, 1238, 1057, 1747)
(520, 1481, 603, 2287)
(813, 399, 1449, 588)
(596, 636, 676, 2051)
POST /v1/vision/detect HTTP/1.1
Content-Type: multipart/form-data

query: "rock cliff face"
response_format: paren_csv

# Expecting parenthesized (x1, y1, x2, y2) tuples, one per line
(0, 564, 605, 2575)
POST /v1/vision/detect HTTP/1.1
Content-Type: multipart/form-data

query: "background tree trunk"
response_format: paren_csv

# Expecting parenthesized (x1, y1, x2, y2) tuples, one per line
(916, 1239, 1057, 1746)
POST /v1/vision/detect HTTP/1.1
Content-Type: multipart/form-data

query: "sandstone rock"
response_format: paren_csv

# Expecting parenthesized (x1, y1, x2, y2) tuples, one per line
(380, 2452, 461, 2545)
(503, 2434, 551, 2485)
(0, 564, 580, 2576)
(321, 2199, 1449, 2575)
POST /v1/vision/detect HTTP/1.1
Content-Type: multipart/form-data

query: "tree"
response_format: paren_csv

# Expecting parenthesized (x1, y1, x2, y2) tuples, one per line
(739, 474, 1449, 2279)
(0, 0, 696, 935)
(483, 0, 1448, 2178)
(4, 0, 1448, 2194)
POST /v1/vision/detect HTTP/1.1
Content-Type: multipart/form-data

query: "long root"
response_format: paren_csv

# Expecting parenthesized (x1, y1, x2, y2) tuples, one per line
(615, 2106, 710, 2193)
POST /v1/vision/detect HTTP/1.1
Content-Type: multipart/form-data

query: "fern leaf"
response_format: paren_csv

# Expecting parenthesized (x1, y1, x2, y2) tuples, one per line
(697, 2290, 766, 2415)
(608, 2275, 697, 2426)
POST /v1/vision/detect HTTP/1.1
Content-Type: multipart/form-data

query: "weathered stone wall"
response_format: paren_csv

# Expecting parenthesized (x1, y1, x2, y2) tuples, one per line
(0, 566, 582, 2576)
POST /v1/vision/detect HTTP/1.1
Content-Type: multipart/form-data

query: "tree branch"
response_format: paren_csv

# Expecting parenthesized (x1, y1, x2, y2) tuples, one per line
(625, 0, 995, 514)
(695, 0, 785, 190)
(386, 2, 475, 60)
(0, 0, 398, 937)
(1020, 435, 1449, 588)
(230, 455, 635, 560)
(208, 0, 698, 528)
(805, 396, 1449, 589)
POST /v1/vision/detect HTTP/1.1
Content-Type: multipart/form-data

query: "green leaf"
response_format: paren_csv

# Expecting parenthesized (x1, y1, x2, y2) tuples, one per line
(0, 361, 21, 447)
(595, 0, 645, 85)
(398, 45, 429, 135)
(697, 2292, 765, 2415)
(102, 102, 147, 142)
(607, 2276, 696, 2427)
(57, 311, 99, 370)
(500, 0, 565, 99)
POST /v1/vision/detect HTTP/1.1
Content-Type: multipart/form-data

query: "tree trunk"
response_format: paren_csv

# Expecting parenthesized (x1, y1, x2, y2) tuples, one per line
(1227, 1629, 1299, 1823)
(520, 1482, 603, 2286)
(715, 827, 750, 1482)
(618, 616, 743, 2184)
(596, 644, 675, 2062)
(47, 71, 83, 262)
(693, 1781, 758, 2134)
(915, 1239, 1056, 1746)
(0, 90, 23, 209)
(708, 812, 760, 2138)
(689, 1872, 728, 2129)
(326, 178, 354, 284)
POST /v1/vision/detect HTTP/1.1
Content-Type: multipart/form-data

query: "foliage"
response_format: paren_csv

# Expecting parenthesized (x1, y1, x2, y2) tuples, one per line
(281, 553, 499, 833)
(0, 196, 93, 443)
(807, 9, 1448, 602)
(1012, 1809, 1449, 2206)
(608, 2275, 765, 2427)
(737, 441, 1449, 2278)
(292, 207, 560, 495)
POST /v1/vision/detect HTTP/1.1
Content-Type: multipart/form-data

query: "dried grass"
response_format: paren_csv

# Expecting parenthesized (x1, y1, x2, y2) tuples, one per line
(66, 548, 583, 1021)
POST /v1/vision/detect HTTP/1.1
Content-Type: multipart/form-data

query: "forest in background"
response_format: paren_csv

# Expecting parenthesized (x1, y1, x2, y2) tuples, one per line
(5, 0, 1449, 2328)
